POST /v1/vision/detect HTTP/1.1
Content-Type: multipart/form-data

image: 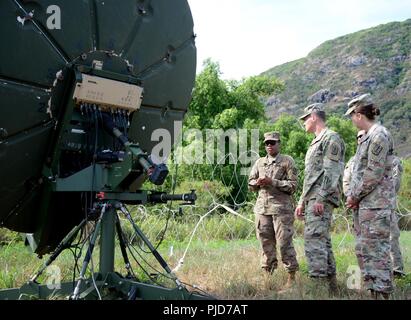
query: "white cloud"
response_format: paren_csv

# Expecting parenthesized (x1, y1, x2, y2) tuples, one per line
(187, 0, 410, 80)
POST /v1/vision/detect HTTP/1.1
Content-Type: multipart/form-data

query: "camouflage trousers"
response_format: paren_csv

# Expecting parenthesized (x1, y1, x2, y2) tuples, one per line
(390, 211, 404, 273)
(255, 212, 299, 273)
(304, 199, 336, 277)
(353, 209, 403, 274)
(353, 208, 393, 293)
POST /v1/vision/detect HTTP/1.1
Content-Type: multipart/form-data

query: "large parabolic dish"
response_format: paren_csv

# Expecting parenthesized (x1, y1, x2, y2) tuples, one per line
(0, 0, 196, 254)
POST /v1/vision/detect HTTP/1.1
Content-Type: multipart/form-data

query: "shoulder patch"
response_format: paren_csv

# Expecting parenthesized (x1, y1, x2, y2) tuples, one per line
(369, 135, 388, 162)
(371, 143, 383, 156)
(327, 141, 341, 161)
(331, 144, 339, 156)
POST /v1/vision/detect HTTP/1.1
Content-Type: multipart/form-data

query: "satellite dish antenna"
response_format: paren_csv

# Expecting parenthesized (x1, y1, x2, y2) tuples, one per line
(0, 0, 209, 300)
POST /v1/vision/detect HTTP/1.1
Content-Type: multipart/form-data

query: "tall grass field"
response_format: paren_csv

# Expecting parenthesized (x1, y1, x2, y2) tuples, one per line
(0, 211, 410, 300)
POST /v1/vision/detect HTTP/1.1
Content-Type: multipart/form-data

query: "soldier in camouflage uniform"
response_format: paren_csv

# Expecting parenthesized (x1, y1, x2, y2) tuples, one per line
(343, 130, 365, 270)
(344, 132, 405, 279)
(343, 130, 366, 198)
(249, 132, 299, 286)
(295, 103, 345, 294)
(345, 94, 395, 299)
(391, 156, 404, 277)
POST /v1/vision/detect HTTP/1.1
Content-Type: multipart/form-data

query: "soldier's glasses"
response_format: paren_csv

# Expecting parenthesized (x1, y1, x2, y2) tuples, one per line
(265, 141, 278, 146)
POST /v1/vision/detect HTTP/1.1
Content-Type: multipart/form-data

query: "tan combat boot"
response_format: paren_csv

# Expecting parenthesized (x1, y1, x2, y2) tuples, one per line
(380, 292, 390, 300)
(370, 290, 390, 300)
(286, 271, 296, 288)
(327, 274, 338, 296)
(278, 271, 296, 294)
(262, 266, 275, 275)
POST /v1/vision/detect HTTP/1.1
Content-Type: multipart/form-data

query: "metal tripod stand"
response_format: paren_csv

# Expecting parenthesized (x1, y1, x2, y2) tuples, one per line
(0, 198, 210, 300)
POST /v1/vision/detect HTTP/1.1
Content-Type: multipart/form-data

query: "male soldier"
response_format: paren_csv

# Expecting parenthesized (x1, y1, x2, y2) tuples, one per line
(391, 156, 405, 277)
(343, 130, 365, 265)
(343, 130, 366, 197)
(295, 103, 345, 294)
(249, 132, 299, 287)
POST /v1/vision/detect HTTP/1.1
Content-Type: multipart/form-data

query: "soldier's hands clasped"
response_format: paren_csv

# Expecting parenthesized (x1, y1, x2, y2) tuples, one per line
(313, 202, 325, 216)
(256, 176, 273, 186)
(345, 196, 359, 209)
(295, 205, 305, 220)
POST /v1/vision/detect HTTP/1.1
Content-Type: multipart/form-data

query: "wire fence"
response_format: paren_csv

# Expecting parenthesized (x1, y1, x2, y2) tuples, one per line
(123, 156, 411, 274)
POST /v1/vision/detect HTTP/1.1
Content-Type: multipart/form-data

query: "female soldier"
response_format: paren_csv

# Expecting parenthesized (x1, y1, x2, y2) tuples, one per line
(345, 94, 396, 299)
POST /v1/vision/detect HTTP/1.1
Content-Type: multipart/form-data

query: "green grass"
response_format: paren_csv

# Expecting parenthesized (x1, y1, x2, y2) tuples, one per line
(1, 231, 409, 300)
(164, 232, 410, 300)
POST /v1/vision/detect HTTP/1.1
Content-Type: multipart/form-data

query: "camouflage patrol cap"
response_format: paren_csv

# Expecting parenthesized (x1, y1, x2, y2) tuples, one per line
(299, 103, 325, 120)
(264, 131, 280, 142)
(345, 93, 373, 116)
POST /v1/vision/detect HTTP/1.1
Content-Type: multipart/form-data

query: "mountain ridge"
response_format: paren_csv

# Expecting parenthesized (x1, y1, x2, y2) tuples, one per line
(263, 19, 411, 157)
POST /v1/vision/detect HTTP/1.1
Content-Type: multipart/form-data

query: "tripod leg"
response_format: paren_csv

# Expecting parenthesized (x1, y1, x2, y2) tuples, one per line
(71, 204, 106, 300)
(118, 204, 183, 288)
(31, 219, 88, 282)
(115, 214, 134, 278)
(99, 204, 116, 274)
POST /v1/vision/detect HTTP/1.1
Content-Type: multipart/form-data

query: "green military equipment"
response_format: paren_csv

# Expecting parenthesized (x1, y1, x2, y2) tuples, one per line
(0, 0, 211, 300)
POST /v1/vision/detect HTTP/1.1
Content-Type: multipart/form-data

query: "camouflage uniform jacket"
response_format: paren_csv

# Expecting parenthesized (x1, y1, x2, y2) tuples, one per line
(349, 123, 395, 209)
(298, 128, 345, 207)
(249, 154, 298, 215)
(343, 156, 355, 197)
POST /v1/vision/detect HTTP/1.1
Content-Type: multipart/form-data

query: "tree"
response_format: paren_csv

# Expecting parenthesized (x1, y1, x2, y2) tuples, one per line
(186, 59, 230, 129)
(225, 75, 284, 128)
(187, 59, 284, 130)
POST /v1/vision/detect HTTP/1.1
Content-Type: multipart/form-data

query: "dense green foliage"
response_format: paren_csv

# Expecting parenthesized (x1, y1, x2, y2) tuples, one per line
(187, 59, 284, 129)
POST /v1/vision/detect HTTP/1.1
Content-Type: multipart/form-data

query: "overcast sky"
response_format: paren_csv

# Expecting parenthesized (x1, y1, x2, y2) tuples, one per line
(187, 0, 411, 80)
